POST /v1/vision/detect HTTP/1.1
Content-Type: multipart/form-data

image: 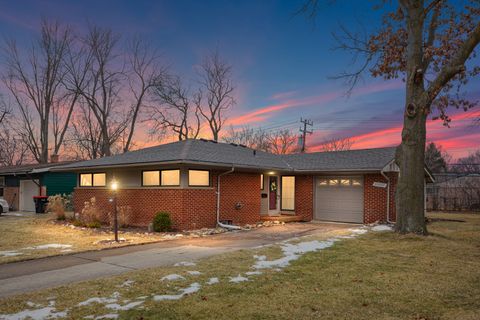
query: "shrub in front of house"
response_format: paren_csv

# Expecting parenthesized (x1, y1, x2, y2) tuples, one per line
(108, 205, 133, 228)
(85, 221, 101, 228)
(79, 197, 103, 228)
(47, 194, 66, 220)
(153, 212, 172, 232)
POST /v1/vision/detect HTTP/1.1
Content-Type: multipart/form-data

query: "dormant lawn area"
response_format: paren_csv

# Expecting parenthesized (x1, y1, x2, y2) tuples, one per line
(0, 213, 167, 264)
(0, 212, 479, 319)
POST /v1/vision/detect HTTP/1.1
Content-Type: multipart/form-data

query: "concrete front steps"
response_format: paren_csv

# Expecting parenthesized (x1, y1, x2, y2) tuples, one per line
(260, 214, 304, 223)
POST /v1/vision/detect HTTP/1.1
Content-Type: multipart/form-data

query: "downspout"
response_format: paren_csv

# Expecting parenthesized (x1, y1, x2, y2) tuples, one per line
(216, 167, 242, 230)
(380, 168, 392, 224)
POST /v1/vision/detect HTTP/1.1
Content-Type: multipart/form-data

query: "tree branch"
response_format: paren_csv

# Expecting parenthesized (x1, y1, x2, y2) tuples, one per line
(425, 23, 480, 103)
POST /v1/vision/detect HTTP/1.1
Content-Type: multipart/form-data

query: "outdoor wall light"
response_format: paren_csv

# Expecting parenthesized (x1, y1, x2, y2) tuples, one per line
(268, 171, 275, 175)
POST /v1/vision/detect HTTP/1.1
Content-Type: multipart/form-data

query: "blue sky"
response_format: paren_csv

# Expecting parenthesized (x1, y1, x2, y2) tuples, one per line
(0, 0, 478, 159)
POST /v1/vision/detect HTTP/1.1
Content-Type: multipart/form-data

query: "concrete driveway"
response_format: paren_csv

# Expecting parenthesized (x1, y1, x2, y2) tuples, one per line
(0, 222, 354, 298)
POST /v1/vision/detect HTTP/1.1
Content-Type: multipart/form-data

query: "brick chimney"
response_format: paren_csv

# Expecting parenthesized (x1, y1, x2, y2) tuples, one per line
(50, 154, 59, 163)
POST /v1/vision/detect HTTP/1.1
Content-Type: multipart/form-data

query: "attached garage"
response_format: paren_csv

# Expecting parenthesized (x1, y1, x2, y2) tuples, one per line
(314, 176, 364, 223)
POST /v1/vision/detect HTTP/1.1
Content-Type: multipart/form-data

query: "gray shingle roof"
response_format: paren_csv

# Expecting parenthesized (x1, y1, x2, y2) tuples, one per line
(53, 139, 396, 172)
(281, 147, 397, 171)
(55, 139, 291, 171)
(0, 161, 77, 175)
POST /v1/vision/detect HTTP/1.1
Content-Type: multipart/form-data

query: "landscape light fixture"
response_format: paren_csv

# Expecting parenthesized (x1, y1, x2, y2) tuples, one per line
(111, 179, 119, 242)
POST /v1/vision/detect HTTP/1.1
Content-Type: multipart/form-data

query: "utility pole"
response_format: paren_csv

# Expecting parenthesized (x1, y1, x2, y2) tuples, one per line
(299, 118, 313, 153)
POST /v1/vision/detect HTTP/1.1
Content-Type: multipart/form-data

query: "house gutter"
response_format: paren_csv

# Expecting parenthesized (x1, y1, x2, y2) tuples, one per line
(216, 167, 242, 230)
(380, 168, 392, 224)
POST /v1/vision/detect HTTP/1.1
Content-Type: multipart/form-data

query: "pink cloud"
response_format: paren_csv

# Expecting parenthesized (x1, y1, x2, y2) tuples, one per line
(308, 109, 479, 158)
(227, 80, 404, 127)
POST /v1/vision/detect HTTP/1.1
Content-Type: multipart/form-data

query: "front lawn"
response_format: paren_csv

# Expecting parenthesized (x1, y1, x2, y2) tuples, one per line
(0, 212, 479, 319)
(0, 213, 169, 264)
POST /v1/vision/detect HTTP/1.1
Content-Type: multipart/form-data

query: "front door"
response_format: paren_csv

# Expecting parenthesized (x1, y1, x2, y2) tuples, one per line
(269, 176, 278, 210)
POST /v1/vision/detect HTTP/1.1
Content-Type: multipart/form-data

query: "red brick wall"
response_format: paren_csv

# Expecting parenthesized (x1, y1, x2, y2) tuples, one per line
(4, 187, 19, 211)
(73, 172, 262, 230)
(219, 173, 261, 225)
(295, 175, 314, 221)
(364, 173, 398, 223)
(387, 172, 398, 221)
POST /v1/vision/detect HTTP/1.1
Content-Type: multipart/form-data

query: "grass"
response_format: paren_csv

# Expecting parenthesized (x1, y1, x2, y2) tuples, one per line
(0, 212, 170, 264)
(0, 212, 479, 319)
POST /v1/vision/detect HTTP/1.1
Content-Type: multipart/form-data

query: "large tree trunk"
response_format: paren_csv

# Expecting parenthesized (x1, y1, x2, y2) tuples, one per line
(395, 1, 428, 234)
(395, 108, 428, 234)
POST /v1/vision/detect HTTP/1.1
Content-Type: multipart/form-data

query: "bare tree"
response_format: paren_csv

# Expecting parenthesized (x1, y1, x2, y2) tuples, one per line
(0, 96, 10, 125)
(301, 1, 480, 234)
(67, 26, 128, 157)
(223, 126, 298, 154)
(123, 37, 165, 152)
(148, 74, 201, 141)
(454, 150, 480, 174)
(0, 127, 29, 166)
(267, 129, 299, 154)
(2, 20, 74, 163)
(67, 102, 103, 160)
(319, 137, 354, 152)
(222, 126, 271, 152)
(198, 51, 235, 141)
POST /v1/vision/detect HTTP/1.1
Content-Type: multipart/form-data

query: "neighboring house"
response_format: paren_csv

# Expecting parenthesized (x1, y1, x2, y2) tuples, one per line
(426, 173, 480, 211)
(54, 139, 434, 230)
(0, 158, 77, 212)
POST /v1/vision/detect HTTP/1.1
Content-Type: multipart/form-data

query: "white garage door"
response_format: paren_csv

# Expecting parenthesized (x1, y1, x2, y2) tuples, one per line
(315, 176, 364, 223)
(20, 180, 39, 212)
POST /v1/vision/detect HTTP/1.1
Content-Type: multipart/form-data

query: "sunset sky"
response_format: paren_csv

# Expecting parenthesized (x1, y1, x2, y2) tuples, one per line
(0, 0, 478, 159)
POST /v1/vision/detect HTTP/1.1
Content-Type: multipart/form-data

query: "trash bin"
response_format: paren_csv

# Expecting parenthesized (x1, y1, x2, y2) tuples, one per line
(33, 196, 49, 214)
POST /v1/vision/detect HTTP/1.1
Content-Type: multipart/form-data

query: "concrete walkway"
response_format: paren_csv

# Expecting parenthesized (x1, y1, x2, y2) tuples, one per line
(0, 223, 353, 298)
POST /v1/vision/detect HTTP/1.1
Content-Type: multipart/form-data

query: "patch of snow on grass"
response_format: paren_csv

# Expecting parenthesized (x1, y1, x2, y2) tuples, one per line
(349, 228, 368, 235)
(0, 307, 67, 320)
(0, 250, 23, 257)
(371, 225, 393, 232)
(161, 274, 185, 281)
(206, 277, 219, 285)
(118, 280, 135, 287)
(173, 261, 196, 267)
(229, 275, 249, 283)
(26, 302, 42, 308)
(27, 244, 73, 250)
(245, 271, 262, 276)
(153, 283, 201, 301)
(253, 240, 336, 270)
(104, 301, 144, 311)
(94, 314, 119, 319)
(187, 270, 201, 275)
(77, 292, 119, 306)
